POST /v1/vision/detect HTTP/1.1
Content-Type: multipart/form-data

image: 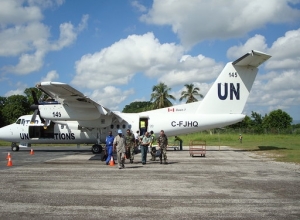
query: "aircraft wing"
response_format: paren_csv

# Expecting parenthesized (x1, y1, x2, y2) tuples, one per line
(36, 82, 110, 115)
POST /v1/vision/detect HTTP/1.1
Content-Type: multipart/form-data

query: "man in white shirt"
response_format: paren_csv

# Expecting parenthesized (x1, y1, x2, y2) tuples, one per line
(113, 129, 126, 169)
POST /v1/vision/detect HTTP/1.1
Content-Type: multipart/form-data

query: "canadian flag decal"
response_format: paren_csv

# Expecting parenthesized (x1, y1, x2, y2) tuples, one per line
(168, 108, 175, 112)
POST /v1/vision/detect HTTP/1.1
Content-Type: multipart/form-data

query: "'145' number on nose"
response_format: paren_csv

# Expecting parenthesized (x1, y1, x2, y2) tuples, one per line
(53, 112, 61, 117)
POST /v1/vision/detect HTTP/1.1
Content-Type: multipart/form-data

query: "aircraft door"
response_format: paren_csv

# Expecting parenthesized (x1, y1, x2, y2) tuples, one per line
(28, 123, 55, 139)
(139, 117, 148, 135)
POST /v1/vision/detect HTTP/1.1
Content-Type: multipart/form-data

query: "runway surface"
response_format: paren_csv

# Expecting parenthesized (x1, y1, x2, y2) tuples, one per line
(0, 146, 299, 219)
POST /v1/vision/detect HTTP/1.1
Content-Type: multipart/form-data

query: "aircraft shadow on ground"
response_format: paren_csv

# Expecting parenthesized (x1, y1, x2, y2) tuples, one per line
(88, 155, 179, 165)
(233, 146, 287, 152)
(30, 149, 91, 153)
(256, 146, 287, 151)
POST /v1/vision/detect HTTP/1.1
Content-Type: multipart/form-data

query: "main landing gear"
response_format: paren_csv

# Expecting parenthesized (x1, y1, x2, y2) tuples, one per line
(91, 144, 102, 154)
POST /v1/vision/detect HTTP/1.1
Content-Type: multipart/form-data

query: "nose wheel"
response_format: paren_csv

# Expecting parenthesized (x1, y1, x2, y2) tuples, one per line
(11, 143, 19, 151)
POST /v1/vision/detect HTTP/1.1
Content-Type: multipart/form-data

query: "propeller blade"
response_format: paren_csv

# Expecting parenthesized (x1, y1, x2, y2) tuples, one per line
(30, 89, 46, 124)
(30, 109, 38, 124)
(39, 110, 45, 124)
(31, 89, 39, 105)
(43, 119, 50, 129)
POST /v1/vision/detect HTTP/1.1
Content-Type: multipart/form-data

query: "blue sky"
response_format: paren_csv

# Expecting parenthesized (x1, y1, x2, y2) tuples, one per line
(1, 0, 300, 121)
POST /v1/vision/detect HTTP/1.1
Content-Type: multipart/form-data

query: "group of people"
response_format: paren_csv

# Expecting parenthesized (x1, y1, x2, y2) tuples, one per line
(104, 129, 169, 169)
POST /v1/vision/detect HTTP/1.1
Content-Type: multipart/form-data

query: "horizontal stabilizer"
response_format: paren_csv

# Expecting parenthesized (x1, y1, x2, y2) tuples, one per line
(232, 50, 271, 67)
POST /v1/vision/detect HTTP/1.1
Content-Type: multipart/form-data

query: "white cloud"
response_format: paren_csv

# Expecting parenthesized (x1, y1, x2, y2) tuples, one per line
(40, 70, 59, 82)
(72, 32, 184, 89)
(77, 14, 89, 32)
(256, 70, 300, 109)
(4, 82, 28, 96)
(27, 0, 65, 9)
(90, 86, 135, 110)
(141, 0, 300, 48)
(263, 70, 300, 92)
(265, 28, 300, 70)
(131, 1, 147, 12)
(227, 35, 268, 60)
(0, 0, 87, 75)
(0, 22, 49, 57)
(50, 23, 77, 51)
(72, 32, 227, 92)
(158, 55, 224, 87)
(4, 50, 45, 74)
(227, 28, 300, 71)
(0, 0, 43, 27)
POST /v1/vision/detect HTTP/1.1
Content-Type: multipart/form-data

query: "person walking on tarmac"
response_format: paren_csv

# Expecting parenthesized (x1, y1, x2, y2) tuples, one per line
(140, 132, 151, 165)
(140, 120, 146, 135)
(150, 131, 157, 161)
(125, 129, 135, 164)
(113, 130, 126, 169)
(174, 136, 183, 151)
(134, 130, 140, 146)
(157, 130, 168, 164)
(105, 131, 114, 165)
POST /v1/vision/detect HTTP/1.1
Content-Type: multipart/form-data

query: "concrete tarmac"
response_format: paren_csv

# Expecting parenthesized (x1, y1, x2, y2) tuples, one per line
(0, 146, 299, 220)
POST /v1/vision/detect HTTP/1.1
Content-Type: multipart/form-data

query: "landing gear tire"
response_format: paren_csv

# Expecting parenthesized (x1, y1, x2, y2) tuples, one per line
(92, 144, 102, 154)
(11, 143, 19, 151)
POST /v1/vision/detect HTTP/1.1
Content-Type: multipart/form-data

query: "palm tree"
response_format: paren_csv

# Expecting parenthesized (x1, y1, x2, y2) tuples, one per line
(150, 82, 176, 109)
(179, 83, 203, 103)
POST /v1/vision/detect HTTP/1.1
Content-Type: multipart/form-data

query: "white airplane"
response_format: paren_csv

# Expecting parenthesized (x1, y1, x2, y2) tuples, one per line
(0, 50, 271, 153)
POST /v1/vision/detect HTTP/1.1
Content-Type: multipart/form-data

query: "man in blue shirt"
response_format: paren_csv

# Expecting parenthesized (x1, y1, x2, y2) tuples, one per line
(105, 131, 114, 165)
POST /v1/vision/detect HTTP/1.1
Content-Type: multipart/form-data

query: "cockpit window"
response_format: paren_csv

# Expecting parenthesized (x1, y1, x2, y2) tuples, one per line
(16, 119, 21, 124)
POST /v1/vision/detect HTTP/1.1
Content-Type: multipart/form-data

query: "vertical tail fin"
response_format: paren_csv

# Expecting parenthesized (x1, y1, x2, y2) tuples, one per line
(197, 50, 271, 114)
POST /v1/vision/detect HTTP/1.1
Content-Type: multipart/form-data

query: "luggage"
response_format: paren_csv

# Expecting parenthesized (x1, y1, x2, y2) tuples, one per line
(134, 145, 141, 154)
(125, 149, 130, 159)
(155, 149, 161, 157)
(102, 154, 108, 161)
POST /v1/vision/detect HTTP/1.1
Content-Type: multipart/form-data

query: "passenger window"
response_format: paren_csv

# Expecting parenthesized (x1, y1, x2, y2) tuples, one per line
(16, 119, 21, 124)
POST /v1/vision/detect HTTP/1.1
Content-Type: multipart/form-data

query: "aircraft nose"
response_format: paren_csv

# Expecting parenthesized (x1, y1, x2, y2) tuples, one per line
(0, 125, 13, 141)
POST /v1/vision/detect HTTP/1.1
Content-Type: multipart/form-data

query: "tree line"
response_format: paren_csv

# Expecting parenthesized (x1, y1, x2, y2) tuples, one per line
(0, 84, 298, 134)
(0, 88, 41, 127)
(123, 83, 203, 112)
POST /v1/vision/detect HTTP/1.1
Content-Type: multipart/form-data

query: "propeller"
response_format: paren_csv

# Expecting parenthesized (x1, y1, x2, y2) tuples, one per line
(30, 90, 45, 124)
(32, 90, 39, 105)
